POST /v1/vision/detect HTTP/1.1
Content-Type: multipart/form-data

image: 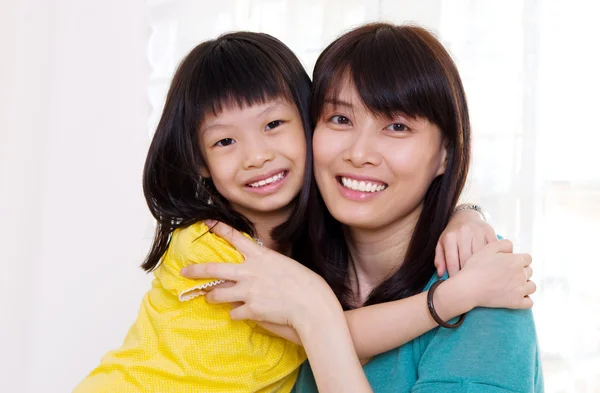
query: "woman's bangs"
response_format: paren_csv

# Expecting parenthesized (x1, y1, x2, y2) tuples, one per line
(316, 26, 449, 124)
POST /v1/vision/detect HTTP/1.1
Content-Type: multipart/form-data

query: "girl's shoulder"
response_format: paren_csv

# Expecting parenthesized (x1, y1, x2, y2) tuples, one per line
(155, 221, 245, 301)
(167, 221, 245, 263)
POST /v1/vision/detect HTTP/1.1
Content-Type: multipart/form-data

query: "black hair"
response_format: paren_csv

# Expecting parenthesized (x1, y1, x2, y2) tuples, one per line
(308, 23, 471, 308)
(142, 32, 312, 271)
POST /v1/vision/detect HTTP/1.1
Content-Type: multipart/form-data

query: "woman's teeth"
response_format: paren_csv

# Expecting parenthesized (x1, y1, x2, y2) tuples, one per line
(340, 177, 387, 193)
(248, 171, 285, 188)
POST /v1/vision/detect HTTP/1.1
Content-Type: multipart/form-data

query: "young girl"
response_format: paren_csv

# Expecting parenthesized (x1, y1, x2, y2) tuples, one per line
(73, 32, 534, 393)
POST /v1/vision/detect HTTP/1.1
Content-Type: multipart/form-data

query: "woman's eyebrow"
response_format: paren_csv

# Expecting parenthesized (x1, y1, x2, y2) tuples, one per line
(324, 98, 353, 108)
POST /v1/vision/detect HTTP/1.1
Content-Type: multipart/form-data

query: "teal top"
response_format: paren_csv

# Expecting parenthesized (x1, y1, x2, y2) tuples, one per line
(292, 274, 544, 393)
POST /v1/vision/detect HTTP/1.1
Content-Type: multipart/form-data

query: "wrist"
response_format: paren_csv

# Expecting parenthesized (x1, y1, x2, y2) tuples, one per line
(294, 279, 345, 337)
(433, 275, 477, 320)
(454, 203, 486, 221)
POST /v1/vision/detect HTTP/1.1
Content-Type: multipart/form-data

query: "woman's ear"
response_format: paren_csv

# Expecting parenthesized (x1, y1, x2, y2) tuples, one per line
(199, 165, 211, 178)
(435, 141, 449, 176)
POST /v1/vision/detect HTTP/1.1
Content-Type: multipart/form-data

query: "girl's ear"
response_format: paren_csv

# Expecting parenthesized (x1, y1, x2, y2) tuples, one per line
(435, 140, 449, 176)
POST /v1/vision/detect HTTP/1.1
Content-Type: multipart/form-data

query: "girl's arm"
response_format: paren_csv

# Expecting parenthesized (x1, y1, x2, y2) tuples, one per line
(255, 240, 533, 359)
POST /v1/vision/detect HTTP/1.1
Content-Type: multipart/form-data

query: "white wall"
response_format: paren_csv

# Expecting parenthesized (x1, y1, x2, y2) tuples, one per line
(0, 0, 152, 392)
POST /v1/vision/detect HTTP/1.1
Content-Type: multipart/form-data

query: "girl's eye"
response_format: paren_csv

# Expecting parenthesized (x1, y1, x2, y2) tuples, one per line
(330, 115, 351, 125)
(265, 120, 284, 130)
(386, 123, 408, 132)
(215, 138, 235, 147)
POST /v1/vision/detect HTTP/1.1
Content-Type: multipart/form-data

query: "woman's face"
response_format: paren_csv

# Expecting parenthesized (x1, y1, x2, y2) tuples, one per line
(312, 80, 447, 231)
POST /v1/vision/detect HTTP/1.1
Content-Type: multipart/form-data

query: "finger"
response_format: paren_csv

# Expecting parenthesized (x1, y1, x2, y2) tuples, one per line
(229, 304, 256, 321)
(434, 242, 447, 277)
(520, 296, 534, 309)
(207, 221, 259, 257)
(205, 285, 245, 304)
(180, 262, 241, 281)
(457, 234, 473, 269)
(471, 235, 486, 257)
(524, 266, 533, 280)
(483, 238, 513, 254)
(523, 280, 537, 296)
(520, 253, 532, 267)
(442, 235, 460, 277)
(484, 227, 498, 244)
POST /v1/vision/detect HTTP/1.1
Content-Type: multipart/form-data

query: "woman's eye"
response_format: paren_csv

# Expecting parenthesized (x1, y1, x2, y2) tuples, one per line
(265, 120, 284, 130)
(330, 115, 351, 125)
(215, 138, 235, 147)
(386, 123, 408, 132)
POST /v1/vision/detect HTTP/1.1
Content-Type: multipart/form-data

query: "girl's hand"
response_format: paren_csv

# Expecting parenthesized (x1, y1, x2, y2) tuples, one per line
(456, 239, 536, 309)
(180, 221, 336, 331)
(435, 208, 497, 277)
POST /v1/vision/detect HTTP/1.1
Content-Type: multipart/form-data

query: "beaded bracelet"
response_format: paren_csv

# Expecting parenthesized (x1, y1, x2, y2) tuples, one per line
(427, 279, 466, 328)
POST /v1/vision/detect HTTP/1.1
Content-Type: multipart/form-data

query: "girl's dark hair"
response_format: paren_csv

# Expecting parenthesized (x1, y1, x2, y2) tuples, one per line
(308, 23, 471, 309)
(142, 32, 313, 271)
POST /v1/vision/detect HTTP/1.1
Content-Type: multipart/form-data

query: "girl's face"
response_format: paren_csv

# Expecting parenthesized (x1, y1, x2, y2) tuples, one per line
(313, 80, 447, 231)
(199, 99, 306, 220)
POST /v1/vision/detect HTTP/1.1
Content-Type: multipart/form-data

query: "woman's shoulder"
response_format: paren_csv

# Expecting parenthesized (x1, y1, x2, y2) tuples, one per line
(415, 275, 543, 392)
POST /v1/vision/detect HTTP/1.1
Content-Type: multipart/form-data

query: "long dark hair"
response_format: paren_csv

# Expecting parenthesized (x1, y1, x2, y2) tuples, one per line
(142, 32, 313, 271)
(308, 23, 471, 309)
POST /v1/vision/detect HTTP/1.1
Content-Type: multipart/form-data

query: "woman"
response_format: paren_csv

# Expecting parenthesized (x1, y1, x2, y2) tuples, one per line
(182, 23, 543, 392)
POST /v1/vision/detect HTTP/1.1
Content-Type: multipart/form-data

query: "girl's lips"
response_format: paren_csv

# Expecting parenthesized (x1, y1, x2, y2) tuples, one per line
(244, 170, 289, 195)
(245, 169, 288, 185)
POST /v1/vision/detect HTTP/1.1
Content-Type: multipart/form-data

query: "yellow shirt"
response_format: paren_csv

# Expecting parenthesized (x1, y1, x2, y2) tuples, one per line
(73, 222, 306, 393)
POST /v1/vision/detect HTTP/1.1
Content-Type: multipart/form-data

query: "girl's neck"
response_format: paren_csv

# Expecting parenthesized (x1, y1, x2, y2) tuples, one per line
(236, 206, 292, 254)
(345, 204, 422, 306)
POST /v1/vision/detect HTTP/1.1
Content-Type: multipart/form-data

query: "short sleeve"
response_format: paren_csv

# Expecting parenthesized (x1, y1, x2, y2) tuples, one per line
(154, 222, 247, 302)
(411, 307, 544, 393)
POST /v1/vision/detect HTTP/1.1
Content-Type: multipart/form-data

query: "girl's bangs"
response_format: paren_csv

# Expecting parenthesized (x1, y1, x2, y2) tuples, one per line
(191, 39, 294, 118)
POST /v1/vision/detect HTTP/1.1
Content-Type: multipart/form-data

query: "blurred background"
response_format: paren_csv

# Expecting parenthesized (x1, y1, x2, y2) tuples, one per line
(1, 0, 599, 392)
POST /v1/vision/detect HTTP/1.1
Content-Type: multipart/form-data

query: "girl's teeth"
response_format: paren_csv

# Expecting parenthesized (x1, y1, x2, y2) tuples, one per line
(249, 171, 285, 188)
(340, 177, 386, 193)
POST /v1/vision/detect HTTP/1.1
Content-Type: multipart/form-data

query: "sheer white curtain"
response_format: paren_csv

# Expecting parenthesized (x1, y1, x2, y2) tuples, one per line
(148, 0, 600, 390)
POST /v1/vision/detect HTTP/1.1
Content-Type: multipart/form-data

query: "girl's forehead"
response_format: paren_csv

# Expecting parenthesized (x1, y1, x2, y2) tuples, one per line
(200, 98, 298, 131)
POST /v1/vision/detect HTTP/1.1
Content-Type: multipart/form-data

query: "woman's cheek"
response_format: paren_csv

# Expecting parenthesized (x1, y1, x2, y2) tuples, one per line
(312, 127, 337, 167)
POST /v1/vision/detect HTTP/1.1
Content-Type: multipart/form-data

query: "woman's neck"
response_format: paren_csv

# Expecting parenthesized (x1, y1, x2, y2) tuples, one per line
(345, 205, 422, 305)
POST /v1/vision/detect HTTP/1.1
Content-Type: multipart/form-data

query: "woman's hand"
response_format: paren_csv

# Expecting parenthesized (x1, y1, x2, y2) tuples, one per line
(180, 221, 336, 331)
(181, 222, 373, 393)
(435, 207, 497, 277)
(455, 239, 536, 309)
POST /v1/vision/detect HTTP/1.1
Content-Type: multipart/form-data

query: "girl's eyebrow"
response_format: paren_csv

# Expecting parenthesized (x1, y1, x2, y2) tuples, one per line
(201, 122, 231, 134)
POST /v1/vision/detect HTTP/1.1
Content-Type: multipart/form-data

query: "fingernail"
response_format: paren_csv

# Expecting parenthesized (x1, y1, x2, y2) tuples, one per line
(205, 219, 216, 227)
(180, 267, 188, 275)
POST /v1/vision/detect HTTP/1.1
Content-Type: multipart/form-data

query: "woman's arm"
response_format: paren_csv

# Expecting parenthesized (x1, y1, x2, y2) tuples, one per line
(181, 225, 373, 393)
(293, 279, 374, 393)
